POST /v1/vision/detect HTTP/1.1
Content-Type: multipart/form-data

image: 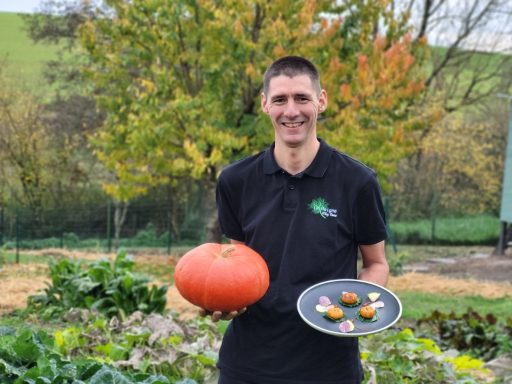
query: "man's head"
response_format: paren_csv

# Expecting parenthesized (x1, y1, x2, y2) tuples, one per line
(261, 56, 327, 149)
(263, 56, 321, 96)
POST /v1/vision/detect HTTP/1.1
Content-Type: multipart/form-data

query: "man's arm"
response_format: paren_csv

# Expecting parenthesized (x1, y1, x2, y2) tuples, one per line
(358, 240, 389, 286)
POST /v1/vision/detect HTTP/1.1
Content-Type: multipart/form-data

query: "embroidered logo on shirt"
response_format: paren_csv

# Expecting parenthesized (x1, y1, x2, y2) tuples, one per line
(308, 197, 338, 219)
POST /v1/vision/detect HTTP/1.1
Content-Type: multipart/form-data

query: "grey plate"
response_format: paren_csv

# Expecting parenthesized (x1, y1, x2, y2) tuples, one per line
(297, 279, 402, 337)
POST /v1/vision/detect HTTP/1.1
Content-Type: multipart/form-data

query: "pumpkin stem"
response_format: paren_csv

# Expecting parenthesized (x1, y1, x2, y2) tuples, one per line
(221, 245, 236, 257)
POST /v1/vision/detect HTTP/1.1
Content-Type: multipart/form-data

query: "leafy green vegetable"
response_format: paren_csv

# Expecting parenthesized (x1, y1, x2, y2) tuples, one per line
(27, 250, 168, 319)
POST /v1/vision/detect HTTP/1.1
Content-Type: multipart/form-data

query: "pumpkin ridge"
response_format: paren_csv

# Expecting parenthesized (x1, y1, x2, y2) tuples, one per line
(201, 254, 218, 311)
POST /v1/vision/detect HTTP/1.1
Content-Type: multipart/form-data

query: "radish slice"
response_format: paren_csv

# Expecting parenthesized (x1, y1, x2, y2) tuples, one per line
(369, 300, 384, 309)
(368, 292, 381, 302)
(339, 320, 355, 333)
(319, 296, 331, 306)
(316, 303, 335, 313)
(316, 304, 328, 313)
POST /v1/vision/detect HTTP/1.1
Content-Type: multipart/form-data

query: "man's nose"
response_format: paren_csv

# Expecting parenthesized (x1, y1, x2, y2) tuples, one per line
(284, 100, 300, 118)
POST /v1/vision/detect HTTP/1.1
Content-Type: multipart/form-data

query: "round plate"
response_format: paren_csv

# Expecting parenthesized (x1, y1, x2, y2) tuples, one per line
(297, 279, 402, 337)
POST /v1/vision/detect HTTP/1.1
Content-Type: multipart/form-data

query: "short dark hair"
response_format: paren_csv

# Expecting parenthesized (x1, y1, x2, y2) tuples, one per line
(263, 56, 321, 95)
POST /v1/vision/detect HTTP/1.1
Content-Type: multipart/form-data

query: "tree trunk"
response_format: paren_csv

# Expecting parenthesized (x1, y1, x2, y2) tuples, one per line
(113, 200, 129, 249)
(203, 175, 222, 243)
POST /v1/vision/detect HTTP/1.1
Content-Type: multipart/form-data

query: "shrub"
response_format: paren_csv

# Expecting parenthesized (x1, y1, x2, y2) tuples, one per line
(416, 309, 512, 361)
(361, 328, 492, 383)
(27, 250, 168, 319)
(55, 310, 221, 382)
(0, 326, 172, 383)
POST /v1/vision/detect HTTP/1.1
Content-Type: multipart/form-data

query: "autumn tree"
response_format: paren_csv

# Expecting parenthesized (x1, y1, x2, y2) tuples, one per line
(388, 0, 512, 217)
(0, 71, 51, 227)
(79, 0, 429, 241)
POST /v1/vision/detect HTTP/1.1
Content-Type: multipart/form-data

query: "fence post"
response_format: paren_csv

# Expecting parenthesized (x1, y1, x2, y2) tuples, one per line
(15, 208, 20, 263)
(0, 203, 4, 246)
(383, 197, 397, 253)
(167, 207, 172, 255)
(430, 191, 438, 244)
(106, 199, 112, 253)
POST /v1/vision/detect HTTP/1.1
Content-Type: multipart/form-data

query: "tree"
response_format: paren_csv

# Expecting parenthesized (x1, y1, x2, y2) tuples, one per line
(389, 0, 512, 217)
(79, 0, 430, 241)
(0, 72, 50, 227)
(408, 0, 512, 112)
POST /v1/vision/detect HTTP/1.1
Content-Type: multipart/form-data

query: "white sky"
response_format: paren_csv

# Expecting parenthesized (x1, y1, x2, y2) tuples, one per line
(0, 0, 46, 13)
(1, 0, 510, 52)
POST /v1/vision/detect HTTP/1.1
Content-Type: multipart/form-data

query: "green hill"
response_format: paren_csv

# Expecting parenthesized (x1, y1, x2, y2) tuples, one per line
(0, 12, 62, 89)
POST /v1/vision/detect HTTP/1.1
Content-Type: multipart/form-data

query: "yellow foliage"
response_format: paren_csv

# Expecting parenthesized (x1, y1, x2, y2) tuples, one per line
(81, 0, 432, 198)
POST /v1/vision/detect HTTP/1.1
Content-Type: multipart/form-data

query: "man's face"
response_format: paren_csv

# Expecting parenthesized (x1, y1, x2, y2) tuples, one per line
(261, 74, 327, 148)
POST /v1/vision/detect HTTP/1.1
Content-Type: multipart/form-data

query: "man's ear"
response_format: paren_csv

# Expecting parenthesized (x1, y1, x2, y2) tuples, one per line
(318, 89, 328, 112)
(261, 92, 269, 114)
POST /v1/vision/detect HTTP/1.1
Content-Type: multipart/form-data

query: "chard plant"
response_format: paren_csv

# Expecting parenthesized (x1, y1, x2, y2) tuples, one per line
(0, 326, 173, 383)
(27, 250, 168, 319)
(54, 310, 221, 383)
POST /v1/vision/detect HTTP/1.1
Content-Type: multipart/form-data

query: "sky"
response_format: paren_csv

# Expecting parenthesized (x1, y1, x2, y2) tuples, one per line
(1, 0, 510, 52)
(0, 0, 46, 13)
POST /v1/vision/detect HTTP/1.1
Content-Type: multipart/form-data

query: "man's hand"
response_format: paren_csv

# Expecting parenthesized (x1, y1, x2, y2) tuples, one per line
(199, 307, 247, 322)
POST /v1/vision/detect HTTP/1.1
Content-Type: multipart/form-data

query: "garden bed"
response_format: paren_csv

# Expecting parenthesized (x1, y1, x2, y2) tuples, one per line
(1, 246, 511, 317)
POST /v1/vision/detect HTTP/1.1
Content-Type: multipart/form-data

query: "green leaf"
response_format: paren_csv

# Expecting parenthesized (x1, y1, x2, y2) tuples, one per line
(88, 365, 133, 384)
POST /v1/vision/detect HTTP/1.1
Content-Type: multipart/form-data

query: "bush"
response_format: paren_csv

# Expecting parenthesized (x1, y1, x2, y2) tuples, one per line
(27, 250, 168, 319)
(55, 310, 221, 382)
(0, 326, 173, 383)
(416, 309, 512, 361)
(361, 328, 493, 383)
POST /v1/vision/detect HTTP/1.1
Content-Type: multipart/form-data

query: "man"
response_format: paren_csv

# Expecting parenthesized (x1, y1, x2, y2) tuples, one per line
(212, 56, 389, 383)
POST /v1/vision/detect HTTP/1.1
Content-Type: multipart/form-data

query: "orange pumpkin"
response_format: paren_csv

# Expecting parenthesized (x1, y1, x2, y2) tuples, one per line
(174, 243, 270, 312)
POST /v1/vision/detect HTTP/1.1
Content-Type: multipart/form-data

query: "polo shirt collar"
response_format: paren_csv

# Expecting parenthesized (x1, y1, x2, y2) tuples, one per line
(263, 138, 332, 178)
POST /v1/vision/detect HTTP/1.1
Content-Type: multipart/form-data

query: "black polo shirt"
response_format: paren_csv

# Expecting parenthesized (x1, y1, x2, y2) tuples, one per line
(216, 138, 387, 384)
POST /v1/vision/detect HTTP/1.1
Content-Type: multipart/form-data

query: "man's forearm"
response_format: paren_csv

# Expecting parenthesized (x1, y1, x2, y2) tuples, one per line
(358, 262, 389, 286)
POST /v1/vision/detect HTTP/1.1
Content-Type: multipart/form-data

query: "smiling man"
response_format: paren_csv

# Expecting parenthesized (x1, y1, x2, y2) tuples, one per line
(212, 56, 389, 384)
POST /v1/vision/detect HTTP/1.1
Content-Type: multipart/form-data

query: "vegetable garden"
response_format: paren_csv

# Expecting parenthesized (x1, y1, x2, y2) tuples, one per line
(1, 246, 511, 383)
(1, 0, 512, 382)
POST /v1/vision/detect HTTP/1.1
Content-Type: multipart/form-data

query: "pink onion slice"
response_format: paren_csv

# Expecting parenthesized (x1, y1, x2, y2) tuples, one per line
(369, 300, 384, 309)
(318, 296, 331, 306)
(339, 320, 355, 333)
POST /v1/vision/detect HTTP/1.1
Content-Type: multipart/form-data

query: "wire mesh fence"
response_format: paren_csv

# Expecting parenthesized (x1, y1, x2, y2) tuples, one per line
(0, 199, 209, 259)
(0, 193, 500, 263)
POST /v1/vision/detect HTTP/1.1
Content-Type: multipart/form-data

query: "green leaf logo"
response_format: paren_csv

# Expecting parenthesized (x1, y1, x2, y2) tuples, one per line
(308, 197, 329, 219)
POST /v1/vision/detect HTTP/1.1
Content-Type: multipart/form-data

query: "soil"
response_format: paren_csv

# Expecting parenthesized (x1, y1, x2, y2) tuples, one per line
(1, 246, 511, 317)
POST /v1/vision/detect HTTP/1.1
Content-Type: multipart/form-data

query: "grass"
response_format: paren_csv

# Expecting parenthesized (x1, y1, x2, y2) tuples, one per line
(0, 12, 63, 90)
(396, 291, 512, 323)
(389, 214, 500, 245)
(387, 244, 494, 264)
(0, 250, 56, 266)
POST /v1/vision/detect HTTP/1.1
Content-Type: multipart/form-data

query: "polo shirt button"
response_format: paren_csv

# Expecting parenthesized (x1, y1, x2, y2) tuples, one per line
(289, 185, 295, 190)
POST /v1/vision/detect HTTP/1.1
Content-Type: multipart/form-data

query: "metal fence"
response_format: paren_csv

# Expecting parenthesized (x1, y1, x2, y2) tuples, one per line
(0, 199, 208, 259)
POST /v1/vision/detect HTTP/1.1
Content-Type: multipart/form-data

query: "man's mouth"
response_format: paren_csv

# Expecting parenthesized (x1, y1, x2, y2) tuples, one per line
(282, 122, 304, 128)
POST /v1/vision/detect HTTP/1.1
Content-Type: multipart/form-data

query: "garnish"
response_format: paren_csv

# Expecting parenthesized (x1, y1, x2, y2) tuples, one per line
(316, 296, 333, 313)
(318, 296, 331, 307)
(367, 292, 381, 302)
(369, 300, 384, 309)
(339, 320, 355, 333)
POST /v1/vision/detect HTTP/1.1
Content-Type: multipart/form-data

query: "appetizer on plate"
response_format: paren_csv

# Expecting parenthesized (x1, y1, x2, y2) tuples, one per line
(339, 292, 361, 307)
(324, 305, 345, 322)
(358, 305, 379, 322)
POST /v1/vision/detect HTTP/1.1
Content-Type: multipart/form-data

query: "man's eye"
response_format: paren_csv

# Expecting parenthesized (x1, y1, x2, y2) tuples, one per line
(272, 98, 286, 104)
(296, 97, 310, 103)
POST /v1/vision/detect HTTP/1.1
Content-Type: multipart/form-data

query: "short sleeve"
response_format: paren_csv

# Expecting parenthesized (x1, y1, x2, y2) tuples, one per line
(216, 173, 245, 242)
(353, 174, 387, 245)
